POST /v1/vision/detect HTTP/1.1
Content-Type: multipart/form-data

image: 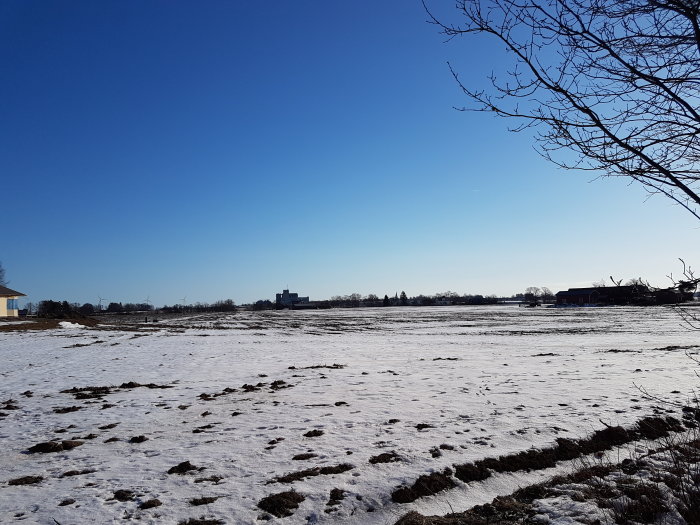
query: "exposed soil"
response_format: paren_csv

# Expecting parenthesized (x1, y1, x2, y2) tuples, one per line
(369, 451, 401, 464)
(61, 383, 172, 402)
(292, 453, 317, 461)
(1, 400, 19, 411)
(268, 463, 354, 484)
(270, 380, 291, 391)
(53, 406, 82, 414)
(113, 489, 135, 501)
(7, 476, 43, 486)
(391, 416, 683, 506)
(257, 490, 305, 518)
(395, 453, 674, 524)
(466, 417, 675, 479)
(198, 387, 237, 401)
(395, 417, 699, 524)
(189, 496, 218, 506)
(139, 499, 162, 509)
(194, 476, 224, 484)
(167, 461, 202, 475)
(288, 364, 345, 370)
(177, 518, 225, 525)
(326, 488, 346, 510)
(60, 469, 96, 477)
(395, 499, 535, 525)
(27, 440, 83, 454)
(0, 317, 100, 332)
(392, 469, 455, 504)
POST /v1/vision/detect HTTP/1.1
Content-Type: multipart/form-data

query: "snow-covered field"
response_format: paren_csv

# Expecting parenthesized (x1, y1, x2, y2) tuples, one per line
(1, 305, 698, 524)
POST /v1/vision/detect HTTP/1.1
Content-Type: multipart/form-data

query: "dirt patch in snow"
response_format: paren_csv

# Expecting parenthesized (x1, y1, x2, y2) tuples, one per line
(326, 487, 346, 509)
(292, 453, 317, 461)
(392, 469, 455, 503)
(167, 461, 203, 475)
(27, 440, 83, 454)
(7, 476, 43, 486)
(0, 317, 99, 332)
(394, 416, 684, 506)
(139, 499, 162, 509)
(177, 518, 225, 525)
(189, 496, 218, 506)
(396, 422, 700, 524)
(257, 490, 305, 518)
(60, 382, 173, 401)
(112, 489, 134, 501)
(268, 463, 354, 484)
(288, 363, 345, 370)
(369, 451, 401, 464)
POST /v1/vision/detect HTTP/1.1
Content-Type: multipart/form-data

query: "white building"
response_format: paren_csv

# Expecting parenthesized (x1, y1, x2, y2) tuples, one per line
(275, 289, 310, 308)
(0, 285, 25, 317)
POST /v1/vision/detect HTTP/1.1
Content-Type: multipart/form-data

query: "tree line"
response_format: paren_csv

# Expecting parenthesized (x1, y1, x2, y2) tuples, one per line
(30, 299, 236, 318)
(251, 291, 502, 310)
(23, 277, 696, 318)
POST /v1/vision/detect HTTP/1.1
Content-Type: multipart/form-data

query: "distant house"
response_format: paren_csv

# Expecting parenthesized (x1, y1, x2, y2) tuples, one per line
(0, 285, 26, 317)
(275, 289, 310, 308)
(555, 287, 603, 306)
(555, 284, 687, 306)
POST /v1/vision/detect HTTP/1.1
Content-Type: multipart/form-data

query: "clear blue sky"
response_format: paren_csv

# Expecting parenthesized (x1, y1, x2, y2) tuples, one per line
(2, 1, 698, 306)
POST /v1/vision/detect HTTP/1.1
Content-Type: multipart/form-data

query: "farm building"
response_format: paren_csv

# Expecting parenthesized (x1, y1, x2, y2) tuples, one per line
(0, 285, 25, 317)
(555, 284, 689, 306)
(275, 289, 310, 308)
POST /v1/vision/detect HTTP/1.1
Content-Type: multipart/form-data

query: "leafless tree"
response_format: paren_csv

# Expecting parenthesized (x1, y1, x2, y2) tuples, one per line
(610, 276, 623, 286)
(424, 0, 700, 219)
(525, 286, 542, 296)
(0, 261, 6, 286)
(667, 258, 700, 328)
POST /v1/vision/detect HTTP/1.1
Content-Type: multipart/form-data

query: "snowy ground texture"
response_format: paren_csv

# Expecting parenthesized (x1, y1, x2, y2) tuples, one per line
(1, 305, 699, 525)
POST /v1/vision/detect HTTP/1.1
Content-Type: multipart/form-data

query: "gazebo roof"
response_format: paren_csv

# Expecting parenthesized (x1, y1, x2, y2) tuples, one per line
(0, 285, 26, 297)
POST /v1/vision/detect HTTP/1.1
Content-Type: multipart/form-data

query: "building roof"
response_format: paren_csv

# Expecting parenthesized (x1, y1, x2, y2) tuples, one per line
(556, 285, 648, 297)
(556, 288, 601, 297)
(0, 285, 25, 297)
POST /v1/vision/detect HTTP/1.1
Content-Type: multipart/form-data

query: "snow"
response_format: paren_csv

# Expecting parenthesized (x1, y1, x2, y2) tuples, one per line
(0, 320, 32, 326)
(0, 305, 698, 524)
(58, 321, 84, 329)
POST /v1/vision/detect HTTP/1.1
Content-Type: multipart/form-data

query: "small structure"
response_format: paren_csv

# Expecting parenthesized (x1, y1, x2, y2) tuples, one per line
(275, 289, 310, 308)
(0, 285, 26, 317)
(555, 284, 688, 306)
(555, 287, 603, 306)
(556, 285, 650, 306)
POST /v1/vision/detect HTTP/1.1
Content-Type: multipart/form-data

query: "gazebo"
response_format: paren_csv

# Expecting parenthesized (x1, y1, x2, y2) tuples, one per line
(0, 285, 26, 317)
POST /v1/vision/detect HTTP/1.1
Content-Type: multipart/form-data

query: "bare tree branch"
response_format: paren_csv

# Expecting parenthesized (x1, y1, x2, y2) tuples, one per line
(426, 0, 700, 218)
